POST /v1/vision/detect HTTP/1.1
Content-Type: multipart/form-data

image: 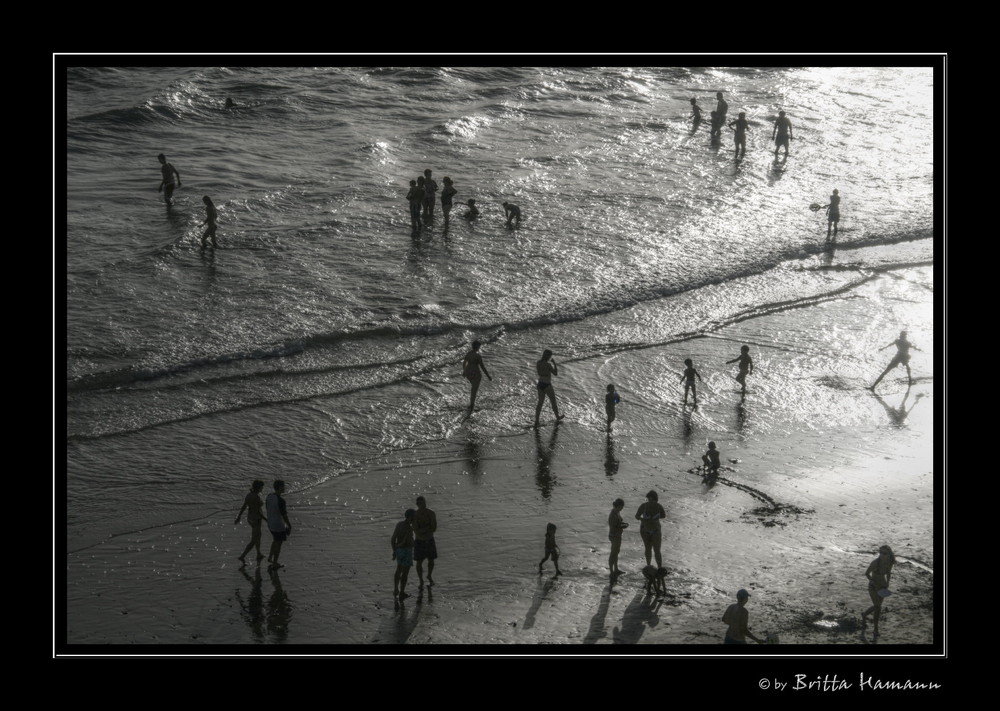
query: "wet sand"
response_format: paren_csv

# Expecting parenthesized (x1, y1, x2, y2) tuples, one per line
(63, 269, 937, 653)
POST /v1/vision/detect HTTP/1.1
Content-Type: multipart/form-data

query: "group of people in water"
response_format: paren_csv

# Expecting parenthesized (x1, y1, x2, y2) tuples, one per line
(211, 86, 916, 643)
(405, 167, 522, 233)
(690, 92, 794, 161)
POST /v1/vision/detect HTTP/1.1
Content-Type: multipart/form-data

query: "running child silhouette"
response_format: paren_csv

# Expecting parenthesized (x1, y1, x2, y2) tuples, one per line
(726, 345, 753, 394)
(538, 522, 562, 575)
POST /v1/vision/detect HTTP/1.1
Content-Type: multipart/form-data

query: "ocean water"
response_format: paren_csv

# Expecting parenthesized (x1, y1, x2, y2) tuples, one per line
(65, 65, 934, 552)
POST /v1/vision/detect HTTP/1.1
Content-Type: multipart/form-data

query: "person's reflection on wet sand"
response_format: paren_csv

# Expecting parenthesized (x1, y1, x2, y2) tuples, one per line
(534, 421, 561, 498)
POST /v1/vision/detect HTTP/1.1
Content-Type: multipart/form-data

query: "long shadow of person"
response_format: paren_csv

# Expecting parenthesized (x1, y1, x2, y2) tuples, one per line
(265, 567, 292, 642)
(872, 385, 921, 428)
(522, 575, 558, 630)
(583, 581, 616, 644)
(534, 421, 561, 499)
(235, 566, 266, 642)
(735, 396, 749, 439)
(604, 433, 619, 478)
(376, 593, 423, 643)
(612, 590, 661, 644)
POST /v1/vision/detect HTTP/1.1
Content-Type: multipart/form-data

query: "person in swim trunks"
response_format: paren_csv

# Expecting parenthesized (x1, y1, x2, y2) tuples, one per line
(870, 330, 919, 390)
(413, 496, 438, 588)
(391, 509, 416, 601)
(728, 111, 751, 159)
(157, 153, 182, 206)
(534, 349, 565, 427)
(772, 110, 793, 157)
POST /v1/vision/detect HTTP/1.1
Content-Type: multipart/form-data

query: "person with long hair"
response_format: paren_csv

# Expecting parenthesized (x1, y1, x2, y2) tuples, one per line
(862, 545, 896, 638)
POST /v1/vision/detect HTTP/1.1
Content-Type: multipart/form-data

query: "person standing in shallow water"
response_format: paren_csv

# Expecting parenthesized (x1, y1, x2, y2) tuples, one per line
(713, 92, 729, 137)
(723, 589, 763, 644)
(413, 496, 437, 589)
(726, 345, 753, 394)
(157, 153, 181, 206)
(200, 196, 218, 249)
(870, 330, 919, 391)
(680, 358, 702, 406)
(422, 169, 437, 218)
(440, 177, 457, 225)
(728, 111, 751, 159)
(772, 110, 794, 157)
(825, 189, 841, 239)
(406, 179, 423, 232)
(534, 349, 565, 427)
(861, 545, 896, 639)
(690, 97, 702, 126)
(235, 479, 266, 565)
(391, 509, 415, 601)
(462, 340, 492, 413)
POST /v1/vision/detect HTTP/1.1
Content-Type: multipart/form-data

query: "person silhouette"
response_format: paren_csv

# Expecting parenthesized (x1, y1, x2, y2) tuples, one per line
(533, 349, 564, 427)
(825, 189, 841, 239)
(157, 153, 182, 206)
(772, 110, 794, 157)
(870, 330, 919, 390)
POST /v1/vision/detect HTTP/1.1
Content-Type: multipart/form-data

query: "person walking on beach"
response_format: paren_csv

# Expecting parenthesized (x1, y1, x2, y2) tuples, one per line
(680, 358, 703, 406)
(235, 479, 266, 565)
(406, 179, 423, 232)
(157, 153, 182, 206)
(200, 196, 219, 249)
(690, 97, 702, 126)
(861, 545, 896, 639)
(702, 441, 721, 478)
(728, 111, 751, 160)
(723, 589, 763, 644)
(538, 522, 562, 575)
(440, 176, 457, 225)
(635, 490, 666, 569)
(772, 110, 794, 157)
(870, 330, 919, 391)
(503, 201, 522, 228)
(265, 480, 291, 571)
(413, 496, 438, 589)
(534, 349, 565, 427)
(726, 345, 754, 395)
(391, 509, 416, 600)
(422, 169, 437, 218)
(464, 198, 480, 221)
(462, 340, 493, 414)
(605, 384, 620, 432)
(608, 498, 628, 577)
(713, 92, 729, 137)
(825, 189, 841, 239)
